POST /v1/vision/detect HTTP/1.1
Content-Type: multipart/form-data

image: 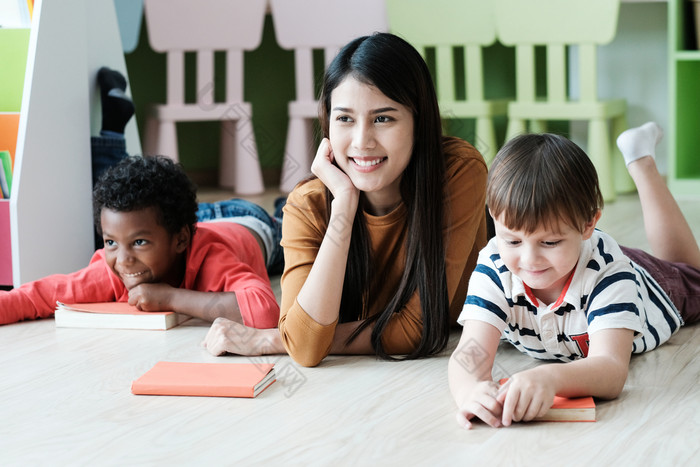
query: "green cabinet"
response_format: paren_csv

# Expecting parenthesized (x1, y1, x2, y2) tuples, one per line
(669, 0, 700, 195)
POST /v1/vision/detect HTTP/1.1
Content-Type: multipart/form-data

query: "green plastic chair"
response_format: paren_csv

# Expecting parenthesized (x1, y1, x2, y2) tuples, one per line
(494, 0, 632, 201)
(385, 0, 508, 163)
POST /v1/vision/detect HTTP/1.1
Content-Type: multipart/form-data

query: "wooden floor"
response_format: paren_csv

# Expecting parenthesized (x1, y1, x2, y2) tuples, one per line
(1, 188, 699, 465)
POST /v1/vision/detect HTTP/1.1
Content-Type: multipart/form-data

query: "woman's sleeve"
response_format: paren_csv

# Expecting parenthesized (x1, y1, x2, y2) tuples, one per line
(380, 138, 488, 354)
(278, 186, 339, 366)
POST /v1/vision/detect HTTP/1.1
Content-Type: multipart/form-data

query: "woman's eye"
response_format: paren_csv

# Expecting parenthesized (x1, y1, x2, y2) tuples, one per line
(104, 239, 115, 247)
(375, 115, 391, 123)
(336, 115, 352, 123)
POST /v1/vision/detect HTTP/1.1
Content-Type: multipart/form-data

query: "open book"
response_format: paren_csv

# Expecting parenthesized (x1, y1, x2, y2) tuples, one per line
(131, 361, 276, 398)
(499, 378, 595, 422)
(55, 302, 190, 330)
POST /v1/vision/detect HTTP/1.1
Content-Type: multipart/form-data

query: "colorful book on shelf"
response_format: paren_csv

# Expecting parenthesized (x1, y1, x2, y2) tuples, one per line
(499, 378, 596, 422)
(55, 301, 190, 330)
(0, 150, 12, 197)
(0, 158, 9, 199)
(0, 113, 21, 166)
(131, 361, 276, 398)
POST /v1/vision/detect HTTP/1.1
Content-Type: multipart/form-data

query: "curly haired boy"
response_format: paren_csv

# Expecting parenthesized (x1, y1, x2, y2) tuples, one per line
(1, 155, 280, 328)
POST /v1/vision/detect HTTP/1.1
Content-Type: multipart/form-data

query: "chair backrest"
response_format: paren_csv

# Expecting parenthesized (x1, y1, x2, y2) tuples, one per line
(144, 0, 267, 105)
(114, 0, 144, 54)
(386, 0, 496, 103)
(270, 0, 388, 102)
(494, 0, 620, 45)
(144, 0, 267, 51)
(494, 0, 621, 103)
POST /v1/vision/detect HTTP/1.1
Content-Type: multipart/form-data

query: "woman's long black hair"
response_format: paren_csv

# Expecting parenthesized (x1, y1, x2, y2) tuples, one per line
(317, 32, 449, 359)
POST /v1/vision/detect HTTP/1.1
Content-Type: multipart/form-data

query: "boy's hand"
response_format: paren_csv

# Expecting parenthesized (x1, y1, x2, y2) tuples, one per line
(497, 371, 556, 426)
(202, 317, 280, 356)
(455, 380, 504, 429)
(127, 283, 175, 311)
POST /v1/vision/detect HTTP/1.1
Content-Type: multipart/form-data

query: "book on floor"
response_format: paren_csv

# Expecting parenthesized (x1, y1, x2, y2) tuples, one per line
(537, 394, 596, 422)
(131, 361, 276, 398)
(54, 301, 190, 330)
(499, 378, 596, 422)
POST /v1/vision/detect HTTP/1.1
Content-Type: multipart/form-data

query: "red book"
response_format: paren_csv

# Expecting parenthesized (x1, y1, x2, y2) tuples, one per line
(131, 362, 276, 398)
(499, 378, 596, 422)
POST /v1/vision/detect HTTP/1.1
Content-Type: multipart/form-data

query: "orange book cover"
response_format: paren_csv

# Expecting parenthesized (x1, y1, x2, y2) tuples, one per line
(131, 361, 276, 398)
(55, 302, 190, 330)
(0, 113, 20, 166)
(499, 378, 595, 422)
(57, 301, 173, 315)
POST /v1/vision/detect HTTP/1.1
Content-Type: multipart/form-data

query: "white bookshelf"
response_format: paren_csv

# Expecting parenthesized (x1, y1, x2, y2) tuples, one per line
(8, 0, 140, 287)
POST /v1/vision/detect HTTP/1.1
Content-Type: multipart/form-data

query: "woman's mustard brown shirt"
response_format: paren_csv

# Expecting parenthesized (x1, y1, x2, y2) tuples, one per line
(279, 137, 488, 366)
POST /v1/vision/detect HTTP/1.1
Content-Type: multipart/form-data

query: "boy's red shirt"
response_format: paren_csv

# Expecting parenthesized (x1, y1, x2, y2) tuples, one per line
(0, 222, 279, 328)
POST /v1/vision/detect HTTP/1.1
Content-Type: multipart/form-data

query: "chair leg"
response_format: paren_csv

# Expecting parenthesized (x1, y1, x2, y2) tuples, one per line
(143, 115, 160, 156)
(280, 117, 314, 193)
(505, 118, 527, 142)
(156, 120, 179, 162)
(220, 119, 264, 194)
(588, 118, 615, 202)
(530, 119, 547, 134)
(611, 115, 635, 194)
(476, 117, 497, 165)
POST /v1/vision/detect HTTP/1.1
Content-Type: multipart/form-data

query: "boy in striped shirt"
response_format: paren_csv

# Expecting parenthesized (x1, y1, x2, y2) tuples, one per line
(448, 123, 699, 429)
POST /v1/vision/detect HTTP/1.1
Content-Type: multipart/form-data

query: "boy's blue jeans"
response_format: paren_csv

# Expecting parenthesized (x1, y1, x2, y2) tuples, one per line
(197, 198, 285, 275)
(91, 131, 128, 186)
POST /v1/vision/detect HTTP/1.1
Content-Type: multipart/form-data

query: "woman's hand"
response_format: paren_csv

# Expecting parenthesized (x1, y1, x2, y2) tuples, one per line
(202, 317, 283, 356)
(311, 138, 359, 207)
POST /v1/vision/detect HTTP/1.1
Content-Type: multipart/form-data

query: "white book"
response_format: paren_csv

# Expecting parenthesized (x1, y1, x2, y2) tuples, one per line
(55, 302, 190, 330)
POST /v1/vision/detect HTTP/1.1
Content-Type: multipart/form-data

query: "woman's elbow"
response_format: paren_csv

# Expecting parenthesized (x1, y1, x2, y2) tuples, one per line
(279, 328, 330, 367)
(285, 343, 327, 367)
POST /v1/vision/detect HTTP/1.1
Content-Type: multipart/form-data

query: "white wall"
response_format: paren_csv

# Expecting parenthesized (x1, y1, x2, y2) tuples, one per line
(572, 1, 669, 173)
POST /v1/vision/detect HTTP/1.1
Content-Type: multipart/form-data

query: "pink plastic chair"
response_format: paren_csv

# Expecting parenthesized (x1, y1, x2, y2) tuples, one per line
(142, 0, 266, 194)
(270, 0, 388, 193)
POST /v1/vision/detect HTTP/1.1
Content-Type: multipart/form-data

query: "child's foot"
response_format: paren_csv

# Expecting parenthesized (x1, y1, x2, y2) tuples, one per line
(97, 67, 135, 135)
(616, 122, 663, 167)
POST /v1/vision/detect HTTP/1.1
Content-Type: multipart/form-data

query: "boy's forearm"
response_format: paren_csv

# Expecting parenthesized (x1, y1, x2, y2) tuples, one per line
(535, 328, 634, 400)
(533, 355, 630, 400)
(448, 353, 497, 407)
(168, 289, 242, 323)
(448, 355, 479, 406)
(449, 320, 503, 405)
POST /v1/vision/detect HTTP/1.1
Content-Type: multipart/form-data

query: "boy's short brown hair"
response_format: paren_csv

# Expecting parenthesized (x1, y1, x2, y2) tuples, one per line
(487, 133, 604, 233)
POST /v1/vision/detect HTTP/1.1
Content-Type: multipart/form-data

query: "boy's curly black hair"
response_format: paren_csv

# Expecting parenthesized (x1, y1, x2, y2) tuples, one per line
(92, 155, 198, 238)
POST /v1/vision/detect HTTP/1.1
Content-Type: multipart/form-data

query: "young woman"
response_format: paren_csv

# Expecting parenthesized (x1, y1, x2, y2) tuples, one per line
(203, 32, 489, 366)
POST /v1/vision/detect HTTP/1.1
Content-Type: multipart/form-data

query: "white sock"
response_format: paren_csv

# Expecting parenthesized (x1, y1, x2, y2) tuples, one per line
(616, 122, 663, 167)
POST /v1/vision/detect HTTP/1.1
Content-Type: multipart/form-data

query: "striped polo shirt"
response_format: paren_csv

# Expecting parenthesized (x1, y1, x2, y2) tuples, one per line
(458, 230, 683, 362)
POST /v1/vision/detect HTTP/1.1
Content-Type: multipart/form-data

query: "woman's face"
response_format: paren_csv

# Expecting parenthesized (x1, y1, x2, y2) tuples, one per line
(329, 77, 414, 214)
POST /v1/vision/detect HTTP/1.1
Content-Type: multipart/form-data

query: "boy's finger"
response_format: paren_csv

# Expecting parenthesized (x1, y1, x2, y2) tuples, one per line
(501, 388, 519, 427)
